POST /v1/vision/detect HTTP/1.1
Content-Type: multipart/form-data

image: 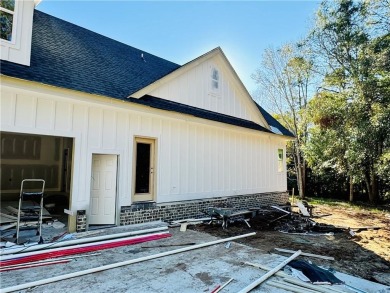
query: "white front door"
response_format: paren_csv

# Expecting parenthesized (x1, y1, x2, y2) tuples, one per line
(90, 154, 117, 225)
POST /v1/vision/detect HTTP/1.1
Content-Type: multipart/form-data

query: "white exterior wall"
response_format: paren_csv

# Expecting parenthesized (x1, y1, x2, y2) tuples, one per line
(149, 54, 265, 126)
(0, 78, 287, 221)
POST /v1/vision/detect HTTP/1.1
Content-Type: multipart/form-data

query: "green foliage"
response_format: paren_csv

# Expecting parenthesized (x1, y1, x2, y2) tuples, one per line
(253, 0, 389, 203)
(305, 0, 390, 203)
(0, 0, 15, 11)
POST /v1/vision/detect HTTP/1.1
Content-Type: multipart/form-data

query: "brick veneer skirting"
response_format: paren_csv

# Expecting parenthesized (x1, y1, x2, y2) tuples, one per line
(120, 192, 289, 226)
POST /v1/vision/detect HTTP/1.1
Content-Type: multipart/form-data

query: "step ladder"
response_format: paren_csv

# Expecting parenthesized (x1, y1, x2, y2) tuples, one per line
(15, 179, 45, 244)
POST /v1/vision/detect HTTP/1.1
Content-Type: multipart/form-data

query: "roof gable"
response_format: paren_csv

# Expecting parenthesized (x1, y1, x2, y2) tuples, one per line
(131, 47, 270, 127)
(0, 10, 180, 99)
(0, 10, 294, 139)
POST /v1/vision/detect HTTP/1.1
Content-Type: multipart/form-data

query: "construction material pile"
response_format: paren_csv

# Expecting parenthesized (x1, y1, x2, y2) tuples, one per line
(251, 201, 341, 235)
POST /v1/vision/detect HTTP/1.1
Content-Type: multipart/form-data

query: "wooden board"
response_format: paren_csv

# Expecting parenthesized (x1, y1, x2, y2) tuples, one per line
(297, 201, 311, 217)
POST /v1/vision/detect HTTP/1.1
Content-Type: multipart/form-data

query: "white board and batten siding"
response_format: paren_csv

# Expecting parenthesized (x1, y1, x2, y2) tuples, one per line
(1, 78, 287, 220)
(149, 54, 265, 127)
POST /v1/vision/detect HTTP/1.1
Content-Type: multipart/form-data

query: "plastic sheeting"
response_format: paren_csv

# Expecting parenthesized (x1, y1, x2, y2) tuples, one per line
(288, 260, 344, 284)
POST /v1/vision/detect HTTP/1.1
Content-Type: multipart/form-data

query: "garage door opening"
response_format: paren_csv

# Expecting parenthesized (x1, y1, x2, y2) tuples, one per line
(0, 131, 73, 239)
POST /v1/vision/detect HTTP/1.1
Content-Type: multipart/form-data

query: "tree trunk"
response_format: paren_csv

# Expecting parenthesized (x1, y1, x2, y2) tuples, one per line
(364, 172, 372, 202)
(295, 142, 305, 199)
(370, 172, 379, 204)
(365, 171, 379, 204)
(301, 160, 306, 198)
(349, 176, 354, 202)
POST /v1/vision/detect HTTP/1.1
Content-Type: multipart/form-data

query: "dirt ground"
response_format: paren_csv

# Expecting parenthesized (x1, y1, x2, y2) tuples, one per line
(191, 201, 390, 284)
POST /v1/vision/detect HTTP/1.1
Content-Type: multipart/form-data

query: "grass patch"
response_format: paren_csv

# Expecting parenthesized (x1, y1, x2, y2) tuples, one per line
(289, 196, 389, 213)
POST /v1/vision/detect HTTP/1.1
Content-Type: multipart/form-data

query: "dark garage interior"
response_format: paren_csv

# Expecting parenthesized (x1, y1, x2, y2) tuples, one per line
(1, 131, 73, 238)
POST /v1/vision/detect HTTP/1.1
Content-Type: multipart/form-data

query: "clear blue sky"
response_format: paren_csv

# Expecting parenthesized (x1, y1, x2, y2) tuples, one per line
(36, 1, 320, 93)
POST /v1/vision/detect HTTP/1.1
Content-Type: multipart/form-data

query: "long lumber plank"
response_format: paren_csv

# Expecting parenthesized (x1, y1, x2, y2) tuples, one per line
(0, 226, 168, 256)
(0, 232, 256, 293)
(0, 233, 171, 266)
(267, 280, 319, 293)
(275, 248, 335, 260)
(0, 259, 70, 272)
(238, 250, 302, 293)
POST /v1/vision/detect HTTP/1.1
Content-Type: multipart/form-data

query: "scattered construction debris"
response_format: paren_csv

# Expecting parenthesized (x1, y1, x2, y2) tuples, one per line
(238, 250, 302, 292)
(1, 198, 54, 246)
(246, 262, 347, 293)
(0, 232, 256, 293)
(1, 226, 168, 255)
(169, 217, 212, 231)
(0, 232, 172, 266)
(1, 197, 388, 292)
(0, 253, 101, 272)
(288, 260, 344, 285)
(274, 248, 335, 261)
(1, 224, 388, 293)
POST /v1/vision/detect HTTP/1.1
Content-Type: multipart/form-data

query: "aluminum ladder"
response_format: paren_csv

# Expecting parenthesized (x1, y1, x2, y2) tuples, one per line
(15, 179, 45, 244)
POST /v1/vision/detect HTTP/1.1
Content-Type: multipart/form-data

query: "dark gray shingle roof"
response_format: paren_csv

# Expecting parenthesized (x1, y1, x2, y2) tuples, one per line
(0, 10, 180, 99)
(255, 103, 295, 137)
(130, 95, 273, 134)
(0, 10, 294, 138)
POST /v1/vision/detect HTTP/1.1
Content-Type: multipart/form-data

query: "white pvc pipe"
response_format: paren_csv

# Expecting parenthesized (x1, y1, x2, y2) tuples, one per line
(283, 278, 346, 293)
(0, 232, 170, 261)
(214, 278, 234, 293)
(0, 226, 168, 256)
(267, 280, 318, 293)
(275, 248, 335, 260)
(0, 232, 256, 293)
(238, 250, 302, 293)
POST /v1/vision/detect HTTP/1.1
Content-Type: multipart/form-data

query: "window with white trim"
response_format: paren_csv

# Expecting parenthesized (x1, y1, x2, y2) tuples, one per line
(0, 0, 16, 41)
(210, 67, 221, 95)
(277, 149, 284, 172)
(211, 67, 219, 90)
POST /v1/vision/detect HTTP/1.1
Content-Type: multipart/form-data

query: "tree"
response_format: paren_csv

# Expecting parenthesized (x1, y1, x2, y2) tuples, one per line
(252, 44, 314, 199)
(306, 0, 390, 203)
(305, 92, 356, 201)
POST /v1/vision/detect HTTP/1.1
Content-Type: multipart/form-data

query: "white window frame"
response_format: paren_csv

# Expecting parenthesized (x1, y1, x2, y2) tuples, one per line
(209, 66, 221, 96)
(0, 0, 18, 45)
(277, 148, 284, 172)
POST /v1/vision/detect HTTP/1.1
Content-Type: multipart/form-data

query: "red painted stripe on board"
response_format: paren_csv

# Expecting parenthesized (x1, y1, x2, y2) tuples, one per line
(0, 233, 171, 267)
(0, 260, 70, 272)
